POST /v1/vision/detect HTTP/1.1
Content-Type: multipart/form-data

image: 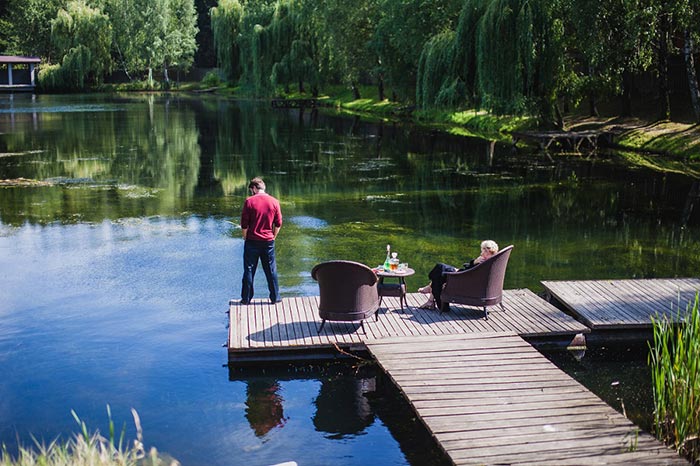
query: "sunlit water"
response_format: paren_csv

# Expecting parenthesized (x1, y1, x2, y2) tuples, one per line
(1, 93, 699, 464)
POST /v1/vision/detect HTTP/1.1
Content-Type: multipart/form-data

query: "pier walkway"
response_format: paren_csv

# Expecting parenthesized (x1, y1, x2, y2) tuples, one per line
(367, 332, 686, 465)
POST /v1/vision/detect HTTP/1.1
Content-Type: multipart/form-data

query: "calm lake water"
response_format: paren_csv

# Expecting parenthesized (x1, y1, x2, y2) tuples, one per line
(1, 93, 699, 465)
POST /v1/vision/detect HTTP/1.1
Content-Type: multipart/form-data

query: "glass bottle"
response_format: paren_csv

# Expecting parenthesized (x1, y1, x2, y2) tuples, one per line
(383, 244, 391, 270)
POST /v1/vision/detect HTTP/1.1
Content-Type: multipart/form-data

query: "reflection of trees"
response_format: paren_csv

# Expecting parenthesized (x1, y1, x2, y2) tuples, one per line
(0, 94, 201, 223)
(312, 373, 375, 438)
(245, 378, 287, 438)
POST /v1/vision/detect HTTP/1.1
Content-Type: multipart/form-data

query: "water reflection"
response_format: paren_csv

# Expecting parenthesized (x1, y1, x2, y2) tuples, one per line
(313, 372, 375, 439)
(230, 364, 451, 466)
(245, 379, 287, 438)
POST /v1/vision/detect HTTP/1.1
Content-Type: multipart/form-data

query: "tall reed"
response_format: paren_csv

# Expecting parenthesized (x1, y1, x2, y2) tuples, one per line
(649, 292, 700, 462)
(0, 407, 179, 466)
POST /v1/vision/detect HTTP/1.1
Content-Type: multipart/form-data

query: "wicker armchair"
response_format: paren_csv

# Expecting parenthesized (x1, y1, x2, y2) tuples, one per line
(441, 245, 514, 319)
(311, 260, 381, 333)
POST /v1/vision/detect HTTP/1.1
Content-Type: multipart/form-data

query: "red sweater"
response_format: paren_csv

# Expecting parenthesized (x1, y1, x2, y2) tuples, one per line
(241, 193, 282, 241)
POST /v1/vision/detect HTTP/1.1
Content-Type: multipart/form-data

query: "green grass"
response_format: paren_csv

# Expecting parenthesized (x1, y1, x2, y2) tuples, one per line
(649, 293, 700, 463)
(615, 122, 700, 160)
(1, 407, 179, 466)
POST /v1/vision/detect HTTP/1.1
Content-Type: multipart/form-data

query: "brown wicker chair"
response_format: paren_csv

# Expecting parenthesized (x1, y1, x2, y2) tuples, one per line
(440, 245, 514, 320)
(311, 260, 381, 334)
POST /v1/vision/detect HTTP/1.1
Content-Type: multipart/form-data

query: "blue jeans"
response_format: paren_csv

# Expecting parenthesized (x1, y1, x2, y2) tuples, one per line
(241, 240, 279, 303)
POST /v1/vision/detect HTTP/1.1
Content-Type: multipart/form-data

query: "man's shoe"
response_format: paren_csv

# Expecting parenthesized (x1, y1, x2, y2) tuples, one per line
(240, 300, 250, 305)
(270, 299, 283, 304)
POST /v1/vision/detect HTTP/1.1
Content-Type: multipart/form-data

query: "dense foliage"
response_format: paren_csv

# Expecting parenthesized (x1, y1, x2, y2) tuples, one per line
(205, 0, 700, 124)
(2, 0, 700, 122)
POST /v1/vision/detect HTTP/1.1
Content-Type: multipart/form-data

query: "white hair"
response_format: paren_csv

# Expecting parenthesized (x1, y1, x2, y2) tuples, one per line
(481, 240, 499, 253)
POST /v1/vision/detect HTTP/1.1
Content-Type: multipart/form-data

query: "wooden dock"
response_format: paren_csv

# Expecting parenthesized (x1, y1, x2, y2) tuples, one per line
(542, 278, 700, 330)
(226, 280, 695, 464)
(366, 332, 687, 465)
(510, 130, 601, 152)
(228, 289, 588, 363)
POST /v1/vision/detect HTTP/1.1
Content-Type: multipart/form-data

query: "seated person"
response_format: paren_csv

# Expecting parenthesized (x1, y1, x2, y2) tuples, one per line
(418, 240, 499, 311)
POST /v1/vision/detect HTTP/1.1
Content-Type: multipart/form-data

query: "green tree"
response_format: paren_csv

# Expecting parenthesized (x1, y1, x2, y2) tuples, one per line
(101, 0, 148, 80)
(102, 0, 198, 86)
(372, 0, 462, 101)
(211, 0, 244, 81)
(50, 0, 113, 88)
(162, 0, 199, 84)
(475, 0, 562, 123)
(6, 0, 65, 59)
(320, 0, 381, 100)
(556, 0, 655, 117)
(234, 0, 276, 94)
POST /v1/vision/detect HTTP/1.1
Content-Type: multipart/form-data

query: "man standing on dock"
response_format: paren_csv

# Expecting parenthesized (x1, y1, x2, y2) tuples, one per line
(240, 177, 282, 304)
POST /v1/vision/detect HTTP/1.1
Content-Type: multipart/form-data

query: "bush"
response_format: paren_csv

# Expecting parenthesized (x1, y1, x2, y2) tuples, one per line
(202, 70, 222, 88)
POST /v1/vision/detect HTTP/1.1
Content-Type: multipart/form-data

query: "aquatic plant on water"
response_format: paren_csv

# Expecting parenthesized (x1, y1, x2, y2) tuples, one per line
(0, 407, 178, 466)
(649, 292, 700, 462)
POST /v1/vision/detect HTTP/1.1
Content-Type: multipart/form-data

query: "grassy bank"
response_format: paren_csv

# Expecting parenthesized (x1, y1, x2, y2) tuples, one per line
(279, 84, 535, 142)
(269, 85, 700, 161)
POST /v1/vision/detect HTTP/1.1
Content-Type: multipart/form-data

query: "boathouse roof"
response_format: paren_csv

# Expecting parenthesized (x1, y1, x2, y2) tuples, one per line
(0, 55, 41, 64)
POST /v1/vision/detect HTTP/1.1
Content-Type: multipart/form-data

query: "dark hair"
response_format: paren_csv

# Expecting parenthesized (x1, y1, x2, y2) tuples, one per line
(248, 177, 265, 190)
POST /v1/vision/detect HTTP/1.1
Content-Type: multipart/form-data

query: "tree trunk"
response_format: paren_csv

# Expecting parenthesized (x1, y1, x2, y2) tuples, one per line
(298, 79, 305, 93)
(587, 65, 598, 116)
(554, 103, 564, 130)
(621, 70, 633, 117)
(684, 29, 700, 122)
(588, 92, 598, 117)
(657, 14, 671, 120)
(351, 81, 361, 100)
(378, 73, 385, 101)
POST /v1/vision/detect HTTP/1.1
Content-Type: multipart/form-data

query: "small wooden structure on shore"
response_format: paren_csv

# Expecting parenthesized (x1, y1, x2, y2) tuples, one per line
(0, 56, 41, 92)
(511, 129, 602, 152)
(271, 98, 321, 109)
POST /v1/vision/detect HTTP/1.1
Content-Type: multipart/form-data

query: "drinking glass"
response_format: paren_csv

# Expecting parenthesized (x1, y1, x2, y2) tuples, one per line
(389, 258, 399, 271)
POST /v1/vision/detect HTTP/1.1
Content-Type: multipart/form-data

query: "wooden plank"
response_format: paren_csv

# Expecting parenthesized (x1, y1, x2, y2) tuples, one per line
(543, 281, 627, 328)
(290, 297, 311, 346)
(512, 288, 586, 333)
(287, 297, 306, 346)
(574, 281, 630, 326)
(503, 289, 556, 334)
